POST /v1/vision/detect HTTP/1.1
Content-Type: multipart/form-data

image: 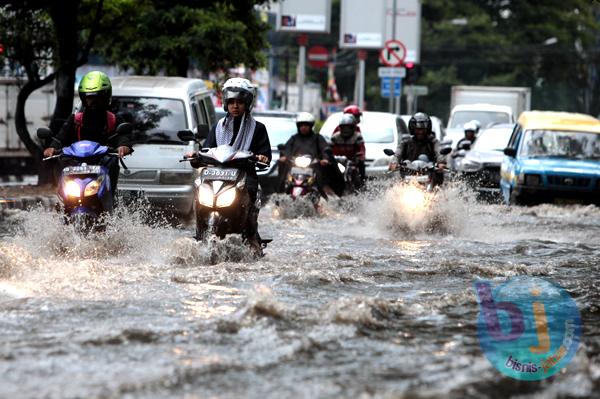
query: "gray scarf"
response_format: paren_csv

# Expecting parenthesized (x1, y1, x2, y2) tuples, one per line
(215, 113, 256, 151)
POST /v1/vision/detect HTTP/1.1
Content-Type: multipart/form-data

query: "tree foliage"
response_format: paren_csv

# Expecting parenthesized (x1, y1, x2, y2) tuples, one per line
(95, 0, 271, 76)
(418, 0, 600, 120)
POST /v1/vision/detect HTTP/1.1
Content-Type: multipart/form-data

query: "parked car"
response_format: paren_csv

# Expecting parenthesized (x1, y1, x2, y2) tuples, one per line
(454, 123, 514, 199)
(110, 76, 217, 217)
(252, 110, 298, 195)
(500, 111, 600, 205)
(320, 111, 409, 177)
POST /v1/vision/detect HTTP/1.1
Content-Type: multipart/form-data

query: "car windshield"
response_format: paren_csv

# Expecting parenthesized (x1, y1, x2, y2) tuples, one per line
(111, 97, 188, 145)
(473, 128, 513, 151)
(254, 116, 298, 147)
(520, 129, 600, 160)
(450, 111, 510, 129)
(359, 115, 395, 143)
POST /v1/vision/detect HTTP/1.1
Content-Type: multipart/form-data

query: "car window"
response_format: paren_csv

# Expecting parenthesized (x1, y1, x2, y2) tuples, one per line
(202, 97, 217, 127)
(254, 116, 297, 146)
(191, 101, 201, 128)
(507, 125, 522, 149)
(361, 115, 395, 143)
(111, 96, 188, 145)
(450, 111, 510, 129)
(519, 130, 600, 160)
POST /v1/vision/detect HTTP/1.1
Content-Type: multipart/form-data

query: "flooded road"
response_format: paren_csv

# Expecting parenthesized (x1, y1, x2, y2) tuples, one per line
(1, 183, 599, 398)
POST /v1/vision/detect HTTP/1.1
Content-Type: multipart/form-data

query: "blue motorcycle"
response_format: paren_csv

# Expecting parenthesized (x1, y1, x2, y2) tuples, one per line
(37, 124, 131, 233)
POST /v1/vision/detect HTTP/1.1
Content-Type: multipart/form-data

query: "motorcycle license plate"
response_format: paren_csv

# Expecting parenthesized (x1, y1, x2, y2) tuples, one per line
(291, 167, 312, 175)
(201, 168, 239, 181)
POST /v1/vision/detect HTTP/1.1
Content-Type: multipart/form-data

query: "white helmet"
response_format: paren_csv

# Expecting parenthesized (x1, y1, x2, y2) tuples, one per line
(222, 77, 256, 112)
(296, 112, 315, 126)
(464, 120, 478, 133)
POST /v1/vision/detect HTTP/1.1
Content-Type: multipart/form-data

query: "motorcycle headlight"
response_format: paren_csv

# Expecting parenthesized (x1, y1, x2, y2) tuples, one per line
(338, 163, 346, 173)
(198, 184, 214, 207)
(295, 156, 311, 168)
(215, 188, 237, 208)
(459, 159, 482, 172)
(64, 180, 81, 198)
(83, 176, 104, 197)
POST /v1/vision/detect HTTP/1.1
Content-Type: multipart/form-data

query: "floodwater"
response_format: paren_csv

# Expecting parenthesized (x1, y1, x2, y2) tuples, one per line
(0, 181, 599, 398)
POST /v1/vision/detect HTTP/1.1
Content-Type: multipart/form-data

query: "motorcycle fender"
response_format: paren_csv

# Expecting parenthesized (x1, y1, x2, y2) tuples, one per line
(292, 187, 304, 199)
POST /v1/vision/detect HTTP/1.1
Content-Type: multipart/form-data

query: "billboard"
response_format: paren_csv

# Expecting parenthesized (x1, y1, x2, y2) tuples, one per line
(385, 0, 421, 63)
(339, 0, 386, 49)
(275, 0, 331, 33)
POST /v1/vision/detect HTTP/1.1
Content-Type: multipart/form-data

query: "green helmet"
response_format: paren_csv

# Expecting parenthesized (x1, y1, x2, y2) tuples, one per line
(78, 71, 112, 108)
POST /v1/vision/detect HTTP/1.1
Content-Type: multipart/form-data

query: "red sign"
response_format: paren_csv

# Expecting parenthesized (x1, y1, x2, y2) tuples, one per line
(307, 46, 329, 68)
(379, 40, 406, 67)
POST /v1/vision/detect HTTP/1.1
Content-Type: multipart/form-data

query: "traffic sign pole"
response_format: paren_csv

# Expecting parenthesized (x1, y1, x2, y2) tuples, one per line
(357, 49, 367, 111)
(297, 34, 308, 111)
(390, 0, 396, 113)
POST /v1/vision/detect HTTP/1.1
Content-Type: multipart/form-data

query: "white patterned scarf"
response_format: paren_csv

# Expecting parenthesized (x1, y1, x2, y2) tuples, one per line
(215, 113, 256, 151)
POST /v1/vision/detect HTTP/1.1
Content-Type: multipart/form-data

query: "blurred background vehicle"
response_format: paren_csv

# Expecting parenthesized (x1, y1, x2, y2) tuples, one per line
(320, 111, 408, 177)
(453, 123, 514, 200)
(252, 110, 298, 195)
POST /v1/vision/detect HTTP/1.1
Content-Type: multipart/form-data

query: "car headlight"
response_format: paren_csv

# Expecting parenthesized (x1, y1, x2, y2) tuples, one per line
(64, 180, 81, 198)
(160, 171, 193, 184)
(215, 188, 237, 208)
(295, 156, 311, 168)
(525, 174, 542, 186)
(459, 159, 482, 172)
(197, 184, 214, 207)
(83, 176, 104, 197)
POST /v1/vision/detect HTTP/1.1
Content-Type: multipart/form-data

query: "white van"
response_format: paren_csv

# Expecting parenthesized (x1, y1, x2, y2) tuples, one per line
(110, 76, 216, 216)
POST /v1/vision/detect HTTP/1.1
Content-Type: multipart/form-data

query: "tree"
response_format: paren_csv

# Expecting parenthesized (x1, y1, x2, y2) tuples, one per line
(418, 0, 600, 120)
(95, 0, 271, 77)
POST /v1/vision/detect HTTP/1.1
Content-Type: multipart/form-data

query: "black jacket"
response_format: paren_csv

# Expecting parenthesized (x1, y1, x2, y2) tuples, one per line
(50, 109, 130, 149)
(283, 131, 330, 160)
(396, 136, 440, 163)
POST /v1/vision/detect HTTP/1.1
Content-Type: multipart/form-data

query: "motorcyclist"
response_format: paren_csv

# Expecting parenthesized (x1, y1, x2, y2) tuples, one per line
(43, 71, 132, 195)
(332, 104, 363, 134)
(456, 120, 479, 150)
(278, 112, 339, 197)
(330, 113, 366, 186)
(389, 112, 446, 184)
(187, 77, 271, 250)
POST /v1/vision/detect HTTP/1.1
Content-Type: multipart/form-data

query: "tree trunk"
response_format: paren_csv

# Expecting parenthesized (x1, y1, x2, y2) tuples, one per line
(14, 75, 56, 185)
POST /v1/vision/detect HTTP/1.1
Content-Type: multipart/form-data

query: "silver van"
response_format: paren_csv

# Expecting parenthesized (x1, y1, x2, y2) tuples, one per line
(110, 76, 216, 216)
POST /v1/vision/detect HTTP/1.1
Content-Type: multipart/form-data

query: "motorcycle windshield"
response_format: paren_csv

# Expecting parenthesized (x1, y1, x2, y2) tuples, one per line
(63, 140, 108, 158)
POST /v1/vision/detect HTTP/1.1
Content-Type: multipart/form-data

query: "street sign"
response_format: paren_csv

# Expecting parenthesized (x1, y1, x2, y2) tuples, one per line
(404, 85, 429, 96)
(385, 0, 421, 63)
(340, 0, 386, 49)
(307, 46, 329, 68)
(379, 40, 406, 67)
(378, 67, 406, 78)
(381, 77, 402, 98)
(276, 0, 331, 33)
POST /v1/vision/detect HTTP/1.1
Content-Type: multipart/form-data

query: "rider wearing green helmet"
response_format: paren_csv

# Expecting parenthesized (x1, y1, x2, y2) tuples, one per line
(43, 71, 132, 194)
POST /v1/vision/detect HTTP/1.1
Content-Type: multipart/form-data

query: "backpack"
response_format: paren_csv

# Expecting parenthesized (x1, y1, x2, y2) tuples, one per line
(73, 111, 117, 141)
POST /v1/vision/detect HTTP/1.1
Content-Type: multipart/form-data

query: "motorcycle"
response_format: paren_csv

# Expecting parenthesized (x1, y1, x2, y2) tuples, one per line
(334, 155, 362, 195)
(177, 132, 271, 249)
(284, 155, 322, 205)
(37, 123, 132, 233)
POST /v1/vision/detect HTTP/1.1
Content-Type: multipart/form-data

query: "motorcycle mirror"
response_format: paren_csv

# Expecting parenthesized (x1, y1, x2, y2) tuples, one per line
(504, 147, 517, 157)
(37, 127, 53, 139)
(277, 143, 285, 151)
(383, 148, 395, 156)
(440, 138, 452, 146)
(196, 124, 209, 140)
(116, 122, 133, 136)
(177, 130, 196, 142)
(440, 146, 452, 156)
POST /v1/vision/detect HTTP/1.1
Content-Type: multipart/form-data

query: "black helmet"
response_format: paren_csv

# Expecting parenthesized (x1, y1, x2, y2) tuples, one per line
(408, 112, 432, 135)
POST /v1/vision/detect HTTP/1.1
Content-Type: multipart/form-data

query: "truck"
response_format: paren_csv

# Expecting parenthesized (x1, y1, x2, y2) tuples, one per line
(445, 85, 531, 145)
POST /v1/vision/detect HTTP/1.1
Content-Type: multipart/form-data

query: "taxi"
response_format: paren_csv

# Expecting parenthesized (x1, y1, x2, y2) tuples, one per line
(500, 111, 600, 205)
